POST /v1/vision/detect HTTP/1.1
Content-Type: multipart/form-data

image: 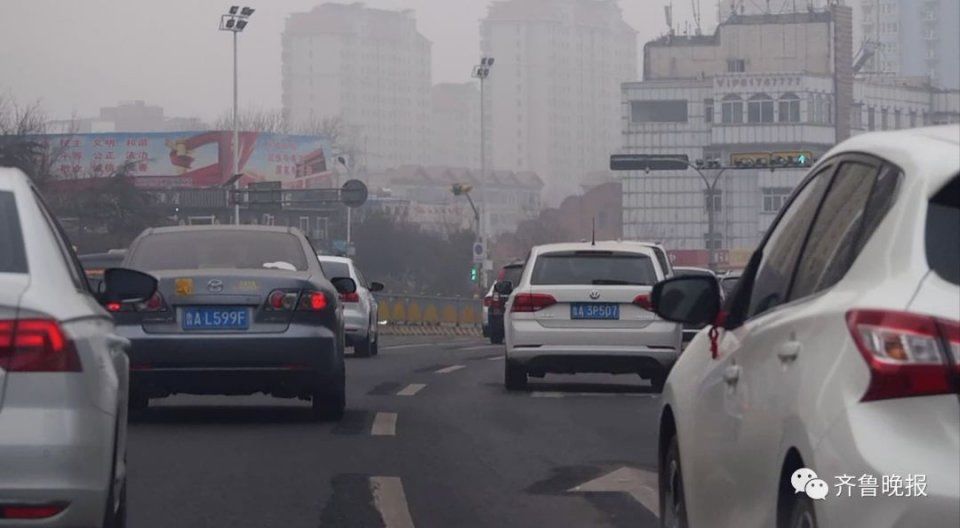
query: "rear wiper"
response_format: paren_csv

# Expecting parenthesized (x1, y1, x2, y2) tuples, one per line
(592, 279, 636, 285)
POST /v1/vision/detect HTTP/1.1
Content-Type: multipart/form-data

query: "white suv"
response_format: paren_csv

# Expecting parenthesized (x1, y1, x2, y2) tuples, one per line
(653, 126, 960, 528)
(499, 241, 681, 391)
(316, 255, 383, 357)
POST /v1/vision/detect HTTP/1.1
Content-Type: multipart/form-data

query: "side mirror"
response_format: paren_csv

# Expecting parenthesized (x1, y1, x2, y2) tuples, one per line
(651, 276, 721, 325)
(100, 268, 157, 304)
(331, 276, 357, 295)
(369, 281, 385, 292)
(494, 281, 513, 295)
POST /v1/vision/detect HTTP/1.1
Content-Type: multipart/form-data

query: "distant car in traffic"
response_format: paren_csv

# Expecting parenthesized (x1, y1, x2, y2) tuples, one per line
(672, 266, 722, 346)
(316, 255, 384, 357)
(498, 241, 681, 391)
(719, 269, 742, 299)
(484, 260, 524, 344)
(115, 225, 356, 420)
(1, 168, 156, 526)
(654, 126, 960, 528)
(79, 249, 127, 292)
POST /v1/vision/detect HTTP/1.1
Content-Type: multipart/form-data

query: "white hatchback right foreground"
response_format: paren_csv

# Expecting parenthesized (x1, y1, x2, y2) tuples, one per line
(500, 241, 682, 391)
(654, 126, 960, 528)
(1, 168, 155, 527)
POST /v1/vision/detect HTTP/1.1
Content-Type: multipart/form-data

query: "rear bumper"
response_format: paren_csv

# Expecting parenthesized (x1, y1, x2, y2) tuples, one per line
(506, 346, 678, 375)
(118, 323, 341, 397)
(342, 307, 369, 337)
(0, 406, 113, 526)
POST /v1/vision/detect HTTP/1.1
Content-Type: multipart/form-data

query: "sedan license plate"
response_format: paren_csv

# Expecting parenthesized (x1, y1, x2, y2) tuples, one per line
(570, 303, 619, 320)
(182, 307, 249, 330)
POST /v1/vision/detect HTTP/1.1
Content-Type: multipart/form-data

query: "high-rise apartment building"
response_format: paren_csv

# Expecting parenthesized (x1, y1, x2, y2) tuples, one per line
(282, 3, 431, 170)
(856, 0, 960, 88)
(480, 0, 637, 203)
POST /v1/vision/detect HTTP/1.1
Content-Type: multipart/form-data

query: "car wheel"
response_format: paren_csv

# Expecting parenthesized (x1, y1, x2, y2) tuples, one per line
(311, 372, 345, 421)
(786, 492, 818, 528)
(660, 435, 689, 528)
(504, 360, 527, 391)
(103, 482, 127, 528)
(490, 329, 504, 345)
(354, 335, 372, 358)
(369, 326, 379, 356)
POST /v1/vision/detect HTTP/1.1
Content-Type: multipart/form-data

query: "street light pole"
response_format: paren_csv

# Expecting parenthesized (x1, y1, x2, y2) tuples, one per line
(687, 164, 728, 271)
(219, 6, 254, 226)
(472, 57, 494, 288)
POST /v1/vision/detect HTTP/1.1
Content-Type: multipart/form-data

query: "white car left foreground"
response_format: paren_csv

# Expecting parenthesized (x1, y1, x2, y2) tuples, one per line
(0, 168, 154, 527)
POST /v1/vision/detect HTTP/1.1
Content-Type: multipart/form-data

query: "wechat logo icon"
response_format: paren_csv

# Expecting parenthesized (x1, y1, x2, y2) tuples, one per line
(791, 468, 828, 500)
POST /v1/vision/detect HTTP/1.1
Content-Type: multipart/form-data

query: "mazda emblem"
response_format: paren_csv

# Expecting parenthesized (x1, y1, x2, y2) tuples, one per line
(207, 279, 224, 293)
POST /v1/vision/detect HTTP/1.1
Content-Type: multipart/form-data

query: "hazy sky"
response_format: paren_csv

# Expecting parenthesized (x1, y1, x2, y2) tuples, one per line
(0, 0, 716, 122)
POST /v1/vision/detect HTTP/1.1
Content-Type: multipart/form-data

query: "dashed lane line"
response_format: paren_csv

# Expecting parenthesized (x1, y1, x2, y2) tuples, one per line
(370, 476, 416, 528)
(531, 391, 564, 398)
(371, 412, 398, 436)
(434, 365, 466, 374)
(381, 343, 436, 351)
(396, 383, 426, 396)
(455, 344, 502, 351)
(487, 355, 505, 361)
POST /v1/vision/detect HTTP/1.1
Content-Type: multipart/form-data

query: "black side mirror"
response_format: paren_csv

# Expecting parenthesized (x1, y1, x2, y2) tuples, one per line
(101, 268, 157, 304)
(369, 281, 385, 292)
(331, 276, 357, 295)
(494, 281, 513, 295)
(651, 276, 721, 325)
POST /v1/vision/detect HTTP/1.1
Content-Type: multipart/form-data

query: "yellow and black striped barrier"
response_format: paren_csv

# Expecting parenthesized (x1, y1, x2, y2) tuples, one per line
(375, 295, 483, 336)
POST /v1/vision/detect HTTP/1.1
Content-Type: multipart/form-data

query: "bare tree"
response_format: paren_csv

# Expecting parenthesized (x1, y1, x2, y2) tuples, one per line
(0, 95, 76, 190)
(213, 107, 288, 134)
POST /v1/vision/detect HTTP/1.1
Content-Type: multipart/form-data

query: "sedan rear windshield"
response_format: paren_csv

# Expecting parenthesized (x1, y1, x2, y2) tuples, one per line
(926, 174, 959, 285)
(502, 265, 523, 285)
(0, 191, 28, 273)
(319, 260, 351, 279)
(129, 231, 308, 271)
(530, 252, 657, 286)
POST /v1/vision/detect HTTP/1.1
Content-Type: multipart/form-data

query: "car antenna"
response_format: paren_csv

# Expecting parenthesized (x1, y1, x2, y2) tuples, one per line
(591, 217, 596, 246)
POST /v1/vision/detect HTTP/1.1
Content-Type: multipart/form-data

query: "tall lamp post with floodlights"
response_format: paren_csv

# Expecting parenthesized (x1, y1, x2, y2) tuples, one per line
(471, 56, 494, 287)
(219, 5, 254, 225)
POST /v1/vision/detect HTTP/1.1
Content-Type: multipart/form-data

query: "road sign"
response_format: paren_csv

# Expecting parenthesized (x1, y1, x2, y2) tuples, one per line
(610, 154, 690, 171)
(472, 241, 485, 264)
(341, 179, 368, 208)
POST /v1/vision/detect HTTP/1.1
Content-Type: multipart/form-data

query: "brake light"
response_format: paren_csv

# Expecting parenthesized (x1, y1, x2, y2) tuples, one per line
(0, 503, 67, 519)
(298, 291, 328, 311)
(0, 319, 81, 372)
(106, 302, 122, 312)
(340, 292, 360, 303)
(136, 292, 167, 312)
(846, 310, 958, 401)
(266, 289, 299, 311)
(633, 293, 653, 311)
(511, 293, 556, 313)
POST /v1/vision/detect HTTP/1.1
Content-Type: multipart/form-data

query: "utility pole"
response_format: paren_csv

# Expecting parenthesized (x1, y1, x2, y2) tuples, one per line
(472, 56, 494, 288)
(219, 6, 254, 225)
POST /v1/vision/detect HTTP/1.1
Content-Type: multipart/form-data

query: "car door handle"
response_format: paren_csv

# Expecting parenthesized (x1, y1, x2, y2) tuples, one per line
(777, 342, 801, 363)
(723, 365, 741, 385)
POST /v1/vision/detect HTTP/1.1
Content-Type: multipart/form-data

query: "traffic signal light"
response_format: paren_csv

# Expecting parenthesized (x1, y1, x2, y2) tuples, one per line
(470, 265, 480, 282)
(731, 151, 815, 169)
(451, 183, 473, 196)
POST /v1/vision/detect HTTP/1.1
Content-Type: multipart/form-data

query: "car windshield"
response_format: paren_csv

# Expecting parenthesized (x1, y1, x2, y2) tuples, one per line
(531, 252, 657, 285)
(0, 191, 27, 273)
(129, 231, 308, 271)
(318, 260, 351, 279)
(675, 269, 714, 278)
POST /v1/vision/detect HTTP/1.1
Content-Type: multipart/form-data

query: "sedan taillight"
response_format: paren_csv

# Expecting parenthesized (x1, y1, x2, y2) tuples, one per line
(846, 309, 959, 401)
(340, 292, 360, 303)
(633, 293, 653, 311)
(0, 319, 82, 372)
(266, 289, 299, 311)
(297, 291, 329, 312)
(511, 293, 557, 313)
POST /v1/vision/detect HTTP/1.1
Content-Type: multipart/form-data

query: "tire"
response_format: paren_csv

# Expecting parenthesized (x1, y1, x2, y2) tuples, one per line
(103, 483, 127, 528)
(354, 334, 372, 358)
(786, 492, 819, 528)
(489, 328, 504, 345)
(504, 360, 527, 391)
(369, 333, 379, 356)
(659, 435, 689, 528)
(311, 371, 346, 421)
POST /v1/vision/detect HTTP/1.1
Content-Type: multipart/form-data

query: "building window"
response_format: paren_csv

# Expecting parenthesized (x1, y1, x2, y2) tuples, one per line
(630, 100, 689, 123)
(762, 187, 792, 213)
(704, 189, 722, 213)
(867, 106, 876, 130)
(748, 93, 774, 123)
(704, 98, 714, 124)
(894, 109, 902, 129)
(881, 108, 889, 130)
(721, 94, 744, 124)
(909, 110, 917, 128)
(778, 93, 801, 123)
(727, 59, 746, 73)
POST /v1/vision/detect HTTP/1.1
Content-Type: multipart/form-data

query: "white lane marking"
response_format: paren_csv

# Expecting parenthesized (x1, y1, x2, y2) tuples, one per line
(370, 476, 416, 528)
(381, 343, 434, 350)
(396, 383, 426, 396)
(531, 391, 564, 398)
(457, 344, 501, 351)
(568, 467, 659, 517)
(487, 356, 505, 361)
(434, 365, 466, 374)
(371, 412, 398, 436)
(572, 392, 616, 397)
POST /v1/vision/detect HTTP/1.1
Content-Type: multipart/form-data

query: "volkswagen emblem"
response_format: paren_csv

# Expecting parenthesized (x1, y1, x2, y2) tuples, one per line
(589, 289, 601, 300)
(207, 279, 224, 293)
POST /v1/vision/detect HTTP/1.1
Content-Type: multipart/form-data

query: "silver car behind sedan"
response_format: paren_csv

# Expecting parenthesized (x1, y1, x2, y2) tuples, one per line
(1, 168, 154, 527)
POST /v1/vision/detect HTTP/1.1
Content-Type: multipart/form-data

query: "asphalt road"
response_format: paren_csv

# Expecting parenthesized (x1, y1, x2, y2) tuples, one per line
(127, 335, 663, 528)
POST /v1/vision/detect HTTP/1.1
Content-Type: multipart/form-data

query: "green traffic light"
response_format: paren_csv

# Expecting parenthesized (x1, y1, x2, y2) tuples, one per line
(797, 154, 807, 165)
